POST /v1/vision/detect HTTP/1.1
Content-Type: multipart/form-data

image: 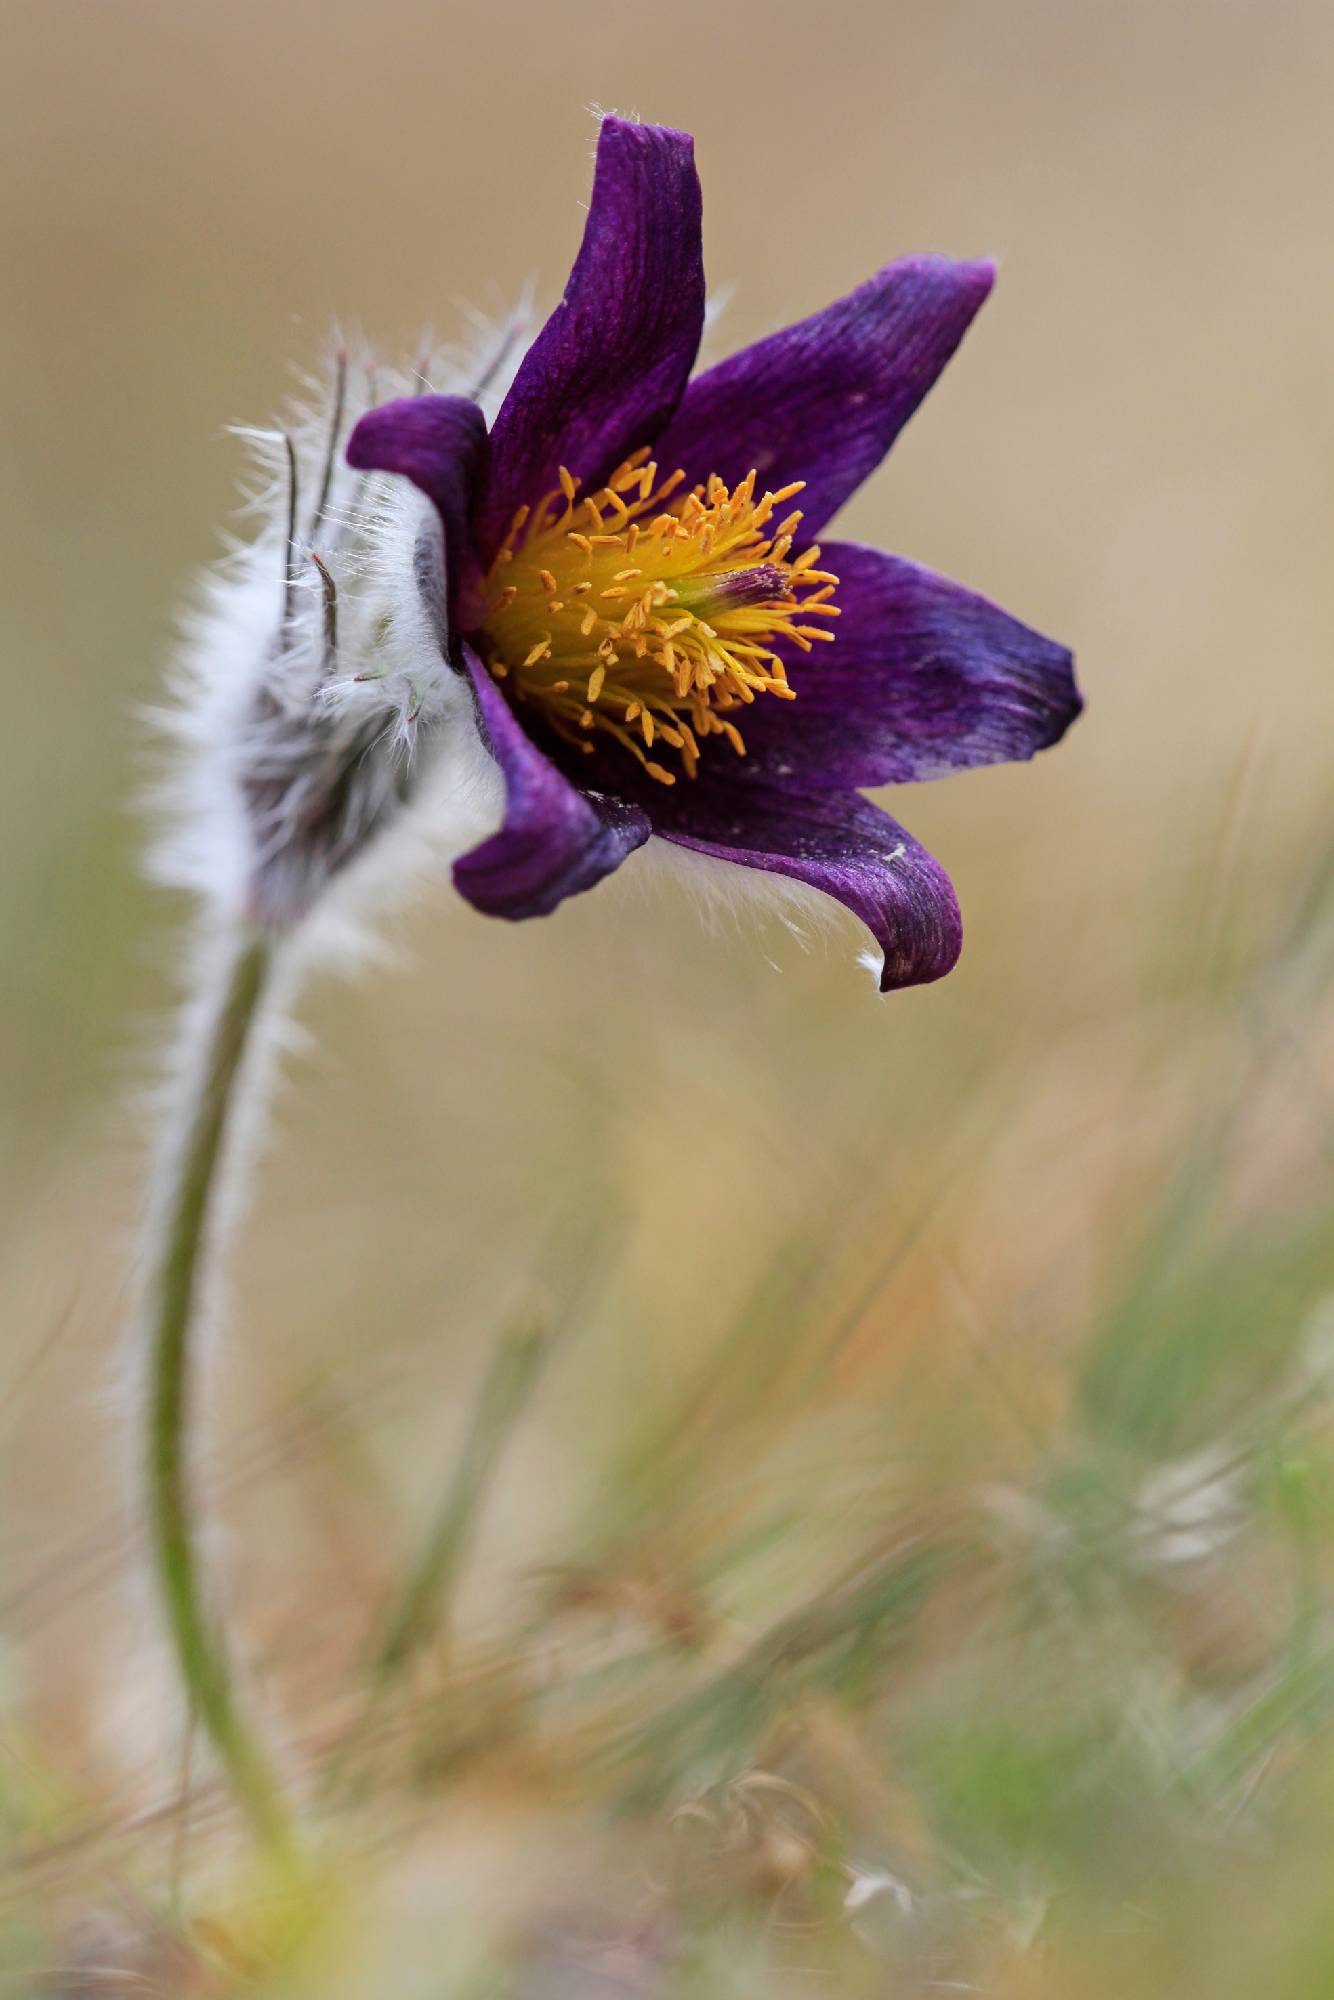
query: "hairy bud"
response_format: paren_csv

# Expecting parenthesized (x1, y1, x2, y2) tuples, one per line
(149, 322, 528, 934)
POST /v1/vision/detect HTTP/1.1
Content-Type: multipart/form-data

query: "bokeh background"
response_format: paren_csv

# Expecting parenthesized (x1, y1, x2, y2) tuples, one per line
(3, 1, 1334, 1992)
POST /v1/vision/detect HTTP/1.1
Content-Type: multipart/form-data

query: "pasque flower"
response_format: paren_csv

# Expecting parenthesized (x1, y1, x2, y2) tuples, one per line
(348, 117, 1080, 990)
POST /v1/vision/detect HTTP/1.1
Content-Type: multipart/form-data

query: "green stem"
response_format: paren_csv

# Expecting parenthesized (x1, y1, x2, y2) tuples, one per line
(144, 926, 293, 1852)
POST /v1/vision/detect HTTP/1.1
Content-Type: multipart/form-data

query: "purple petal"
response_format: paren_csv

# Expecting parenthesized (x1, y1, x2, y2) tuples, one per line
(737, 542, 1081, 788)
(646, 774, 962, 991)
(454, 645, 651, 919)
(475, 118, 704, 560)
(346, 395, 488, 637)
(653, 258, 994, 537)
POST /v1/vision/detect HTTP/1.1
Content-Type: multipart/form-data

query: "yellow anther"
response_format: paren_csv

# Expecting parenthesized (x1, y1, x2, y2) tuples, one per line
(478, 449, 838, 782)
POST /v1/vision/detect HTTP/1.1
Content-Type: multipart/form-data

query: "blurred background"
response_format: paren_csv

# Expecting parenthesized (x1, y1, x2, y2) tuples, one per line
(3, 0, 1334, 1991)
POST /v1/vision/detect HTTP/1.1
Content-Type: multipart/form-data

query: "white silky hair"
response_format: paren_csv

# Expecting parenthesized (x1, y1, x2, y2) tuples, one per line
(146, 315, 535, 968)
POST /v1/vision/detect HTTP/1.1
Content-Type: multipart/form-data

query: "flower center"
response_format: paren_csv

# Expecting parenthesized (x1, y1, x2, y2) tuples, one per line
(478, 449, 839, 785)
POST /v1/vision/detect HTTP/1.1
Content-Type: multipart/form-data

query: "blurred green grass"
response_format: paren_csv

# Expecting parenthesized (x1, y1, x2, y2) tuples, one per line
(3, 0, 1334, 1991)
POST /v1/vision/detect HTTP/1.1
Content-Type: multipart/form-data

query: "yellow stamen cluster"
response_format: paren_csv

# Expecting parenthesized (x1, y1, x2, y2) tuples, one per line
(479, 449, 839, 785)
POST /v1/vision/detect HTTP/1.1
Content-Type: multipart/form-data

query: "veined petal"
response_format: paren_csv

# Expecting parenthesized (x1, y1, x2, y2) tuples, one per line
(346, 394, 488, 639)
(737, 542, 1081, 788)
(475, 118, 705, 560)
(647, 775, 962, 991)
(653, 258, 994, 537)
(455, 645, 651, 919)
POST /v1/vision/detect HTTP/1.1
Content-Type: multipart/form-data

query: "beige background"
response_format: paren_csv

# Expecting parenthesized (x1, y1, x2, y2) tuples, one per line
(2, 0, 1332, 1896)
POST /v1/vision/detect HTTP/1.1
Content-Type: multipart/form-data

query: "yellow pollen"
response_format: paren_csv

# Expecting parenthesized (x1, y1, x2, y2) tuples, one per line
(479, 453, 839, 782)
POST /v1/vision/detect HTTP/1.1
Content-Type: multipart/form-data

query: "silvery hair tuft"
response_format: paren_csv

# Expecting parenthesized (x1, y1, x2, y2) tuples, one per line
(146, 314, 530, 941)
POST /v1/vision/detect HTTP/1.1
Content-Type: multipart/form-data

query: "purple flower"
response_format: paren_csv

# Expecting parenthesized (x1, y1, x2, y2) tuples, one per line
(347, 118, 1079, 990)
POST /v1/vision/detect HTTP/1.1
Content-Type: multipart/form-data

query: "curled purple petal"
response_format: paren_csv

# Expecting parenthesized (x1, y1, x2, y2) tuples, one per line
(454, 645, 651, 919)
(475, 118, 705, 560)
(737, 541, 1081, 788)
(346, 395, 488, 638)
(653, 258, 994, 538)
(645, 773, 962, 991)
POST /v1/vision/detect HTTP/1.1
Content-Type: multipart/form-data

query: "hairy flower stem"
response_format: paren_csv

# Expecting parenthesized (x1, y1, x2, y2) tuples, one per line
(144, 925, 293, 1853)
